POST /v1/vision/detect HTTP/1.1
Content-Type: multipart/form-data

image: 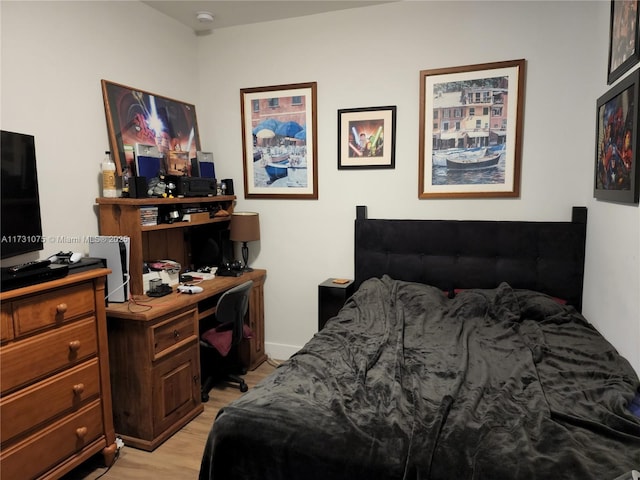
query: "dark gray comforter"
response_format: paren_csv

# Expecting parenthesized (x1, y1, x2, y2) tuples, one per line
(199, 276, 640, 479)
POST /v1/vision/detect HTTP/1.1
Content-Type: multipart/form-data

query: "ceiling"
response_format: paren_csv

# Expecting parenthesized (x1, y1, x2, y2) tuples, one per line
(142, 1, 394, 35)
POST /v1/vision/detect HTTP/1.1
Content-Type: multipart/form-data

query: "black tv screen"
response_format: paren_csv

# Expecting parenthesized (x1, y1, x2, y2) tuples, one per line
(1, 130, 44, 259)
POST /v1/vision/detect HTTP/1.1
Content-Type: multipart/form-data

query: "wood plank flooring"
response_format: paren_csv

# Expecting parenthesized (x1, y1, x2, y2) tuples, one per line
(62, 361, 277, 480)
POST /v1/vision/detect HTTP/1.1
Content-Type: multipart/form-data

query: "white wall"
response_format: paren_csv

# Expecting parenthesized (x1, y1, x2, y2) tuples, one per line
(1, 0, 198, 254)
(196, 0, 639, 374)
(2, 1, 638, 374)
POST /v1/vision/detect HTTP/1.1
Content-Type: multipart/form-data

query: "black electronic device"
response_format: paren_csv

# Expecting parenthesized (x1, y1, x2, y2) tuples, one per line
(221, 178, 234, 195)
(191, 152, 216, 179)
(216, 269, 242, 277)
(7, 259, 51, 273)
(158, 204, 183, 224)
(147, 281, 172, 297)
(175, 177, 217, 197)
(128, 176, 148, 198)
(1, 263, 69, 291)
(216, 260, 243, 277)
(68, 257, 107, 274)
(1, 130, 44, 259)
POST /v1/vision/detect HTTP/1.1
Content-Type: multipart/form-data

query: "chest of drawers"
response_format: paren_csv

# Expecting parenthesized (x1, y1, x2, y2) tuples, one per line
(0, 269, 116, 479)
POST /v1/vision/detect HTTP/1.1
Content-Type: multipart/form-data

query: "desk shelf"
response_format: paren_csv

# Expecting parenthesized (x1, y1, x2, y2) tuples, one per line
(96, 195, 235, 206)
(96, 195, 235, 296)
(140, 215, 230, 232)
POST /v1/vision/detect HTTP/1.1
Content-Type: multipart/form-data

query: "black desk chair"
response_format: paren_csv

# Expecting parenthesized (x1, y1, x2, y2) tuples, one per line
(200, 280, 253, 402)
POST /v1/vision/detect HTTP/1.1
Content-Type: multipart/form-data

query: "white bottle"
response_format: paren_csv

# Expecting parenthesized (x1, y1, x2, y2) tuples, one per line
(102, 151, 117, 198)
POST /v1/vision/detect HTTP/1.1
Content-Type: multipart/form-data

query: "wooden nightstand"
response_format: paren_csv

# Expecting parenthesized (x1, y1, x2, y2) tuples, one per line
(318, 278, 355, 330)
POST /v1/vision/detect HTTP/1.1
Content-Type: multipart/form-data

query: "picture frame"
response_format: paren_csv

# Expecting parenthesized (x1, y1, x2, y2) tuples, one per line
(418, 59, 525, 199)
(240, 82, 318, 199)
(607, 0, 640, 85)
(594, 69, 639, 204)
(337, 106, 396, 169)
(101, 79, 200, 176)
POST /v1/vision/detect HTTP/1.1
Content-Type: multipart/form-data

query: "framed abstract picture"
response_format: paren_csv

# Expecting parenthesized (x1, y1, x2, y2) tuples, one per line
(594, 69, 639, 204)
(337, 106, 396, 169)
(418, 59, 525, 199)
(101, 80, 200, 176)
(240, 82, 318, 199)
(607, 0, 640, 85)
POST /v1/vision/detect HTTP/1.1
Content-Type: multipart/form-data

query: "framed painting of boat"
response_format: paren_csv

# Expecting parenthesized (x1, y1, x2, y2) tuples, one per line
(607, 0, 640, 85)
(337, 106, 396, 169)
(594, 69, 639, 204)
(418, 59, 525, 199)
(240, 82, 318, 199)
(101, 79, 200, 176)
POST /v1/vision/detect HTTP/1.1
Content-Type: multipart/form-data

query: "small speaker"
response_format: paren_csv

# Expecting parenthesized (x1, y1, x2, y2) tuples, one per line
(129, 176, 148, 198)
(190, 158, 200, 177)
(221, 179, 234, 195)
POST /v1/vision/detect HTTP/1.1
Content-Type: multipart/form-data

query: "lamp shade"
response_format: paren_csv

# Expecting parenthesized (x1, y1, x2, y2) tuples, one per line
(230, 212, 260, 242)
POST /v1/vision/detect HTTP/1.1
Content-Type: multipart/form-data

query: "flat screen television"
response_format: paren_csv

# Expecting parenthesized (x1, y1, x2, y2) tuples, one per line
(1, 130, 45, 259)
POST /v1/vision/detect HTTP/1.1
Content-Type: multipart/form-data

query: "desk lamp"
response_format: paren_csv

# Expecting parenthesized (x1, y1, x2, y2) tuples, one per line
(229, 212, 260, 272)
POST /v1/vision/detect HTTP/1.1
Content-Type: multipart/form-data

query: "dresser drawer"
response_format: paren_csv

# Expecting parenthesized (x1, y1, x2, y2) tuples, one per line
(0, 317, 98, 394)
(1, 303, 13, 343)
(1, 359, 101, 444)
(151, 308, 197, 360)
(0, 399, 104, 480)
(13, 282, 95, 337)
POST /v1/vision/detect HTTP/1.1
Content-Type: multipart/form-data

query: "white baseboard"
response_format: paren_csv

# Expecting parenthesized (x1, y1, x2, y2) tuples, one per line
(265, 342, 301, 361)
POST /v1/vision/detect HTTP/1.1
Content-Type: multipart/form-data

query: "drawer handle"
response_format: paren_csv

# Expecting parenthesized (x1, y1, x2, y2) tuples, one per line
(76, 426, 88, 439)
(69, 340, 81, 352)
(173, 329, 180, 341)
(56, 303, 68, 314)
(73, 383, 85, 395)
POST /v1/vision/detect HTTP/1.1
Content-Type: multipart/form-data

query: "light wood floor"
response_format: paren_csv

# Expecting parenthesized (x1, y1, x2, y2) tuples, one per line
(62, 360, 277, 480)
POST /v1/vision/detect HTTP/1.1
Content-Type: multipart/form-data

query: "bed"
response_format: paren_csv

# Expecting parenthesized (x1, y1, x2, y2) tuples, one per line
(199, 206, 640, 480)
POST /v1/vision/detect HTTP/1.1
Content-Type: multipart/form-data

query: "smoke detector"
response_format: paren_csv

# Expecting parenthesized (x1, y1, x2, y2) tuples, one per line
(196, 11, 214, 23)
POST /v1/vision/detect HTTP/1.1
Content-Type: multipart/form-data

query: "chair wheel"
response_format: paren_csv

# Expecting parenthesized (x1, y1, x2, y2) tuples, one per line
(239, 382, 248, 393)
(201, 392, 210, 403)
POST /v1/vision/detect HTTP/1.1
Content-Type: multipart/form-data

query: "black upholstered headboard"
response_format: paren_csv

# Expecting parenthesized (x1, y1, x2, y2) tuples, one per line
(354, 206, 587, 312)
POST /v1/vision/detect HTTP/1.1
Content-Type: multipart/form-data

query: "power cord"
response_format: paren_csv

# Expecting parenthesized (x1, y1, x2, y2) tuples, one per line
(266, 355, 282, 368)
(104, 273, 130, 301)
(92, 437, 124, 479)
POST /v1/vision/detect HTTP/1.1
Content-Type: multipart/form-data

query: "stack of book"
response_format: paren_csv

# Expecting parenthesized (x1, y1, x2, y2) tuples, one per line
(140, 206, 158, 226)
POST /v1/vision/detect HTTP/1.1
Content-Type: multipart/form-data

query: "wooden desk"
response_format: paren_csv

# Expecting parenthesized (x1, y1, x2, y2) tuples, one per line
(105, 269, 266, 451)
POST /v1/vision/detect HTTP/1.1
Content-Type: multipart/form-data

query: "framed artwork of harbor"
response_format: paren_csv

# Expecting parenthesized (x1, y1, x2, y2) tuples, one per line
(337, 106, 396, 169)
(101, 79, 200, 176)
(240, 82, 318, 199)
(594, 69, 639, 204)
(418, 59, 525, 199)
(607, 0, 639, 85)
